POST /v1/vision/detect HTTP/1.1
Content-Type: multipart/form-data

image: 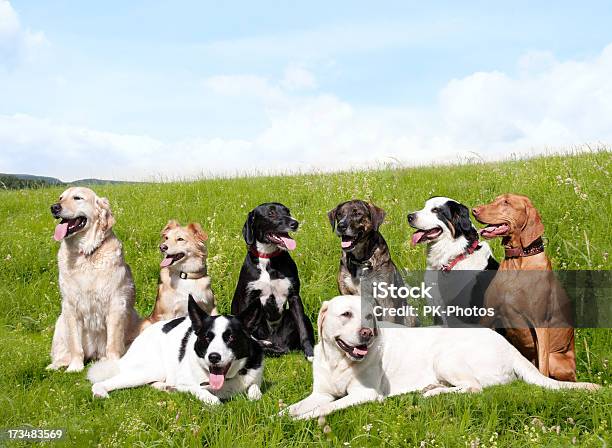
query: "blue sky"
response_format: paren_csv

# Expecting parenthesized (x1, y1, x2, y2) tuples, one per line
(1, 1, 611, 180)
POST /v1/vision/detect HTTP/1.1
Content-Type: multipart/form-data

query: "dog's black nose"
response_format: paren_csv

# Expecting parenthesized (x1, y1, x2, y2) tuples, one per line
(407, 213, 415, 223)
(289, 219, 299, 231)
(208, 352, 221, 364)
(337, 220, 348, 232)
(159, 244, 168, 252)
(50, 203, 61, 216)
(359, 327, 374, 341)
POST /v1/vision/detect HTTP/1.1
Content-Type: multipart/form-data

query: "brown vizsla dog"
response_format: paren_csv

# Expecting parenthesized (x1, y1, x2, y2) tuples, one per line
(472, 194, 577, 382)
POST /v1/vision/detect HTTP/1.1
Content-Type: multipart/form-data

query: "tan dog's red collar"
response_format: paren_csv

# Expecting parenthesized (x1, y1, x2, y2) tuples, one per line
(179, 266, 207, 280)
(503, 237, 545, 258)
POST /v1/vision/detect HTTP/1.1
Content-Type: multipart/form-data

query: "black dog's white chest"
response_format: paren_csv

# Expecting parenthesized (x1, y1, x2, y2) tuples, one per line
(247, 258, 292, 314)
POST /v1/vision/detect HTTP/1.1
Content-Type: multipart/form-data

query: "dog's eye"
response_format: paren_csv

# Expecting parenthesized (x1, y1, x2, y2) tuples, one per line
(341, 311, 353, 318)
(431, 207, 439, 213)
(177, 237, 184, 242)
(73, 196, 82, 201)
(227, 334, 234, 343)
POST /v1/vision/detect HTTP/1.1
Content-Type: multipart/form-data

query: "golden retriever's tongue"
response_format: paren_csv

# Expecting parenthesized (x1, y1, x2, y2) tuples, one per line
(353, 346, 368, 356)
(411, 230, 426, 246)
(160, 256, 174, 268)
(280, 236, 296, 250)
(54, 222, 69, 241)
(209, 372, 225, 390)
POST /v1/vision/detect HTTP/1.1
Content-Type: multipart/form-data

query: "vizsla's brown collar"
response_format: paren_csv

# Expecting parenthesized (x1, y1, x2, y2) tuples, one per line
(503, 237, 545, 258)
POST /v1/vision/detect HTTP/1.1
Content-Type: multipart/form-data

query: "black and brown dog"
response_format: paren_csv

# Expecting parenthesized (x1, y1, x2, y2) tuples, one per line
(327, 199, 416, 326)
(231, 203, 315, 360)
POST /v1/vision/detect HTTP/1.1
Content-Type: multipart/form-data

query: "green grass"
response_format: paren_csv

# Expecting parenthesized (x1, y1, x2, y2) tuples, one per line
(0, 151, 610, 447)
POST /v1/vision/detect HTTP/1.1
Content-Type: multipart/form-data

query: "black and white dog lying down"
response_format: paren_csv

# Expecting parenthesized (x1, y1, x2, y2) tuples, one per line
(88, 296, 263, 405)
(282, 295, 599, 420)
(232, 203, 315, 360)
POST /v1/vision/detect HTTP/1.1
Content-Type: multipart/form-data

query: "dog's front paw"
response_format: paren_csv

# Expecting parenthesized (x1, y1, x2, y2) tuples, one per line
(247, 384, 262, 401)
(46, 362, 64, 371)
(306, 356, 314, 363)
(92, 383, 109, 398)
(198, 393, 222, 406)
(66, 360, 84, 372)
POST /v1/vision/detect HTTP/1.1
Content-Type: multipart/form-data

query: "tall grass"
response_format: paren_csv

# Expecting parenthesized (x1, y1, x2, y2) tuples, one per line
(0, 151, 609, 447)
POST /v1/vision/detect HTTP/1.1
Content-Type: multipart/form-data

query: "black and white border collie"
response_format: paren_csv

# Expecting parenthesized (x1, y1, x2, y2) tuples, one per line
(408, 197, 498, 271)
(88, 295, 263, 405)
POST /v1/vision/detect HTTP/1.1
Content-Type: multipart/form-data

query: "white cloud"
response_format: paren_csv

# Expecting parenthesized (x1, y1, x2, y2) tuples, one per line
(1, 46, 611, 181)
(0, 1, 47, 67)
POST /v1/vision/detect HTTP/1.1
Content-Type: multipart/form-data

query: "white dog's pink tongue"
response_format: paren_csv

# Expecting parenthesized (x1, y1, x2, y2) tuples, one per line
(411, 230, 425, 246)
(341, 240, 352, 248)
(281, 236, 296, 250)
(160, 256, 174, 268)
(353, 346, 368, 356)
(209, 372, 225, 390)
(53, 223, 69, 241)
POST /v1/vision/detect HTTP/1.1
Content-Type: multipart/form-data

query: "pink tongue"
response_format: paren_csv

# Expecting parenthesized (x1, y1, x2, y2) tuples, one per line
(160, 256, 174, 268)
(53, 223, 69, 241)
(341, 240, 352, 248)
(411, 231, 425, 246)
(281, 236, 296, 250)
(209, 373, 225, 390)
(353, 347, 368, 356)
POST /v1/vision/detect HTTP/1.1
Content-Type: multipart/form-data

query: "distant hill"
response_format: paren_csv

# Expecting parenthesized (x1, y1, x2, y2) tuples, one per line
(0, 173, 135, 190)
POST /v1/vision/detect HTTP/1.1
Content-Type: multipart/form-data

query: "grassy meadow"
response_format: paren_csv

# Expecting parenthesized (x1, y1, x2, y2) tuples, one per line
(0, 151, 610, 447)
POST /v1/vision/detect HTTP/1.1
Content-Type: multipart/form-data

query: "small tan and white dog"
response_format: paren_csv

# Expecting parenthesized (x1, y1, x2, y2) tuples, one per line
(48, 187, 141, 372)
(140, 220, 216, 331)
(283, 295, 599, 420)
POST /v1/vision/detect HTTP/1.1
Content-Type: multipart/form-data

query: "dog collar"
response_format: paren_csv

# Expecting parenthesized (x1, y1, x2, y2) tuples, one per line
(179, 266, 207, 280)
(248, 246, 283, 259)
(442, 239, 480, 272)
(504, 238, 544, 258)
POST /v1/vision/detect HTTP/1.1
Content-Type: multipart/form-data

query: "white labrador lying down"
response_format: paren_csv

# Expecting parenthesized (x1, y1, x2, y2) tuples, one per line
(284, 295, 599, 420)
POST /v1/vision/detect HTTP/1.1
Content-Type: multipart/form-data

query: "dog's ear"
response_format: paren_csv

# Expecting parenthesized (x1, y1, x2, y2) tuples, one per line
(187, 222, 208, 243)
(317, 301, 329, 339)
(188, 294, 209, 333)
(327, 206, 339, 231)
(161, 220, 179, 236)
(368, 203, 386, 231)
(449, 201, 477, 240)
(520, 198, 544, 248)
(95, 196, 115, 232)
(242, 211, 256, 246)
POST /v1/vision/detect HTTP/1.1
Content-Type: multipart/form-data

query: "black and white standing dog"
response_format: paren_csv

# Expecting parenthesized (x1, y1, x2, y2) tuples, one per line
(231, 203, 315, 360)
(88, 295, 263, 405)
(408, 197, 498, 326)
(408, 197, 498, 271)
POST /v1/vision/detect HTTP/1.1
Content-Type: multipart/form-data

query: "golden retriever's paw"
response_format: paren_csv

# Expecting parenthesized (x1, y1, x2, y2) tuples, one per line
(66, 361, 84, 372)
(247, 384, 262, 401)
(92, 383, 109, 398)
(46, 362, 65, 371)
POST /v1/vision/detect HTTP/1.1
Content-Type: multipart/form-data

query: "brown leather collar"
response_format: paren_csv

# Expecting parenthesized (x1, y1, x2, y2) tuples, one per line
(504, 237, 545, 258)
(248, 246, 283, 259)
(179, 266, 207, 280)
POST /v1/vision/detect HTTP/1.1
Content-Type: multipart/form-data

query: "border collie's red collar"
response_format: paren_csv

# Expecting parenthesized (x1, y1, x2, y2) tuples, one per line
(503, 237, 545, 258)
(442, 239, 480, 272)
(248, 246, 283, 259)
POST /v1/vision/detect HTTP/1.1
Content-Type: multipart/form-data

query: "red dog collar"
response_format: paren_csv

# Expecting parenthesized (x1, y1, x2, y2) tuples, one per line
(248, 246, 283, 259)
(442, 239, 480, 272)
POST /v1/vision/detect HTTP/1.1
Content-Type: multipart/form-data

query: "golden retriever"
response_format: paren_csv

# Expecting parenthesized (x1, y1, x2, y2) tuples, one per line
(47, 187, 141, 372)
(140, 220, 216, 331)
